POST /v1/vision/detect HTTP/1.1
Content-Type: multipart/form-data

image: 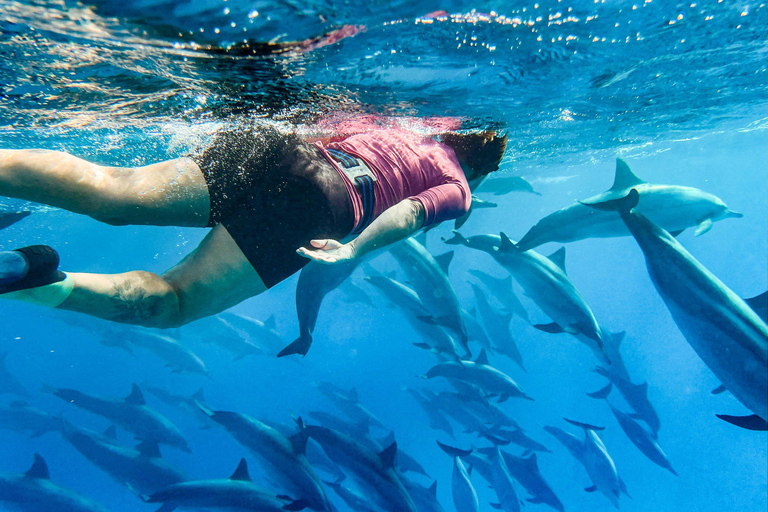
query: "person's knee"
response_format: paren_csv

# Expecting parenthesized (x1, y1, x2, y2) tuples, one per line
(112, 271, 186, 328)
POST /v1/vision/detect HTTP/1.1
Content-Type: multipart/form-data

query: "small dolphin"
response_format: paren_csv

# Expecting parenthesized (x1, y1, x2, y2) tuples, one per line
(605, 402, 677, 475)
(0, 210, 31, 231)
(198, 405, 334, 511)
(315, 382, 385, 430)
(462, 307, 494, 352)
(437, 389, 519, 429)
(588, 189, 768, 430)
(389, 237, 469, 354)
(478, 175, 541, 196)
(61, 420, 187, 494)
(125, 329, 208, 376)
(280, 258, 360, 357)
(450, 455, 479, 512)
(590, 367, 661, 438)
(437, 442, 496, 489)
(406, 388, 454, 438)
(517, 158, 742, 250)
(467, 268, 530, 323)
(142, 458, 306, 511)
(487, 446, 521, 512)
(499, 452, 564, 512)
(202, 316, 267, 360)
(469, 282, 525, 370)
(219, 312, 289, 357)
(545, 419, 627, 508)
(447, 232, 609, 363)
(424, 349, 532, 403)
(427, 390, 490, 434)
(323, 477, 379, 512)
(299, 421, 418, 512)
(0, 454, 110, 512)
(0, 400, 60, 437)
(46, 383, 191, 452)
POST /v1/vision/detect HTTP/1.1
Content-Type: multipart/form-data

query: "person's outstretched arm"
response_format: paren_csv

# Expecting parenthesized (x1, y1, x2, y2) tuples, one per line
(297, 199, 425, 264)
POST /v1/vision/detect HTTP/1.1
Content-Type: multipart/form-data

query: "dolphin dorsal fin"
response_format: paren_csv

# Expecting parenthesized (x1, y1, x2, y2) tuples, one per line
(610, 159, 645, 191)
(414, 231, 428, 248)
(429, 481, 437, 497)
(103, 425, 118, 440)
(191, 388, 206, 402)
(136, 440, 162, 459)
(125, 384, 146, 406)
(289, 432, 309, 455)
(25, 454, 50, 479)
(379, 441, 398, 469)
(229, 459, 252, 481)
(499, 233, 518, 252)
(434, 251, 455, 275)
(475, 349, 490, 366)
(547, 247, 567, 273)
(264, 315, 277, 330)
(527, 452, 538, 466)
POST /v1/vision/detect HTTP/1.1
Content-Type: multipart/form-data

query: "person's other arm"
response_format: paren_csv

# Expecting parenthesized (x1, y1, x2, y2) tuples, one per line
(297, 198, 425, 264)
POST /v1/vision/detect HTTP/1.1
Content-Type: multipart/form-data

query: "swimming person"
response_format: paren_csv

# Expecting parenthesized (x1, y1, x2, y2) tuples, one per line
(0, 124, 506, 328)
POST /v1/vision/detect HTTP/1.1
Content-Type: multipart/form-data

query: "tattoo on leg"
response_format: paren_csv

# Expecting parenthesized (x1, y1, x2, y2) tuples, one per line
(109, 278, 167, 324)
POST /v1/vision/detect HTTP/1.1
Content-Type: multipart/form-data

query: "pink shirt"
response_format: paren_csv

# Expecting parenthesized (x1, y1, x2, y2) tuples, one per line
(313, 130, 471, 231)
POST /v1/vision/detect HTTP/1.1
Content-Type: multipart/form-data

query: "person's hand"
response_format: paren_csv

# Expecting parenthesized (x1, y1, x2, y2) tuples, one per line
(296, 239, 357, 265)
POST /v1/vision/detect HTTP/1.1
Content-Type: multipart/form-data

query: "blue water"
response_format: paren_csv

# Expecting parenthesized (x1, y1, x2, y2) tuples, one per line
(0, 0, 766, 511)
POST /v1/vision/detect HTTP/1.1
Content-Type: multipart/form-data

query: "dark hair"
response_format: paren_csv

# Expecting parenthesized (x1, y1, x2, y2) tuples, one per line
(440, 131, 508, 176)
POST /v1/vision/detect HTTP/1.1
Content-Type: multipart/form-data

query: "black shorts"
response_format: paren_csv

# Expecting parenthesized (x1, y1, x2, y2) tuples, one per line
(191, 124, 354, 288)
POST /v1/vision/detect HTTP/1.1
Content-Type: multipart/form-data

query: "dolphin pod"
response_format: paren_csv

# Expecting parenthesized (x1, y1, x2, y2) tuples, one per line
(517, 158, 742, 250)
(588, 189, 768, 430)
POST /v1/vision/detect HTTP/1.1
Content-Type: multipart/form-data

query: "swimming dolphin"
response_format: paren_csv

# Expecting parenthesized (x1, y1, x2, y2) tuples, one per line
(200, 315, 267, 360)
(144, 386, 211, 426)
(323, 477, 378, 512)
(141, 458, 306, 511)
(436, 442, 496, 489)
(469, 282, 525, 370)
(462, 307, 494, 352)
(589, 367, 661, 438)
(400, 477, 445, 512)
(406, 387, 454, 438)
(604, 402, 677, 475)
(314, 382, 385, 430)
(545, 419, 627, 508)
(498, 452, 564, 512)
(280, 258, 360, 357)
(467, 268, 530, 323)
(437, 389, 519, 429)
(517, 158, 742, 250)
(487, 446, 521, 512)
(60, 420, 187, 494)
(0, 210, 30, 231)
(449, 455, 479, 512)
(424, 349, 532, 403)
(478, 425, 551, 454)
(219, 312, 290, 357)
(198, 405, 334, 511)
(125, 330, 209, 376)
(478, 175, 541, 196)
(0, 400, 60, 437)
(425, 389, 490, 434)
(365, 275, 462, 359)
(588, 189, 768, 430)
(46, 383, 191, 452)
(298, 420, 418, 512)
(0, 454, 110, 512)
(388, 237, 469, 354)
(446, 232, 609, 363)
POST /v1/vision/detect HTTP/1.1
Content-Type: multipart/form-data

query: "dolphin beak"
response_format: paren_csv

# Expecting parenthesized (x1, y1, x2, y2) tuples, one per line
(724, 209, 744, 219)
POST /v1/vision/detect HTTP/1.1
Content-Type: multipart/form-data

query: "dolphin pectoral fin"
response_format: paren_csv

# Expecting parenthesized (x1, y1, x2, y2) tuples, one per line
(716, 414, 768, 431)
(490, 503, 503, 510)
(694, 218, 713, 236)
(153, 504, 178, 512)
(584, 485, 598, 493)
(711, 384, 727, 395)
(281, 498, 309, 511)
(744, 291, 767, 322)
(669, 229, 685, 237)
(533, 322, 566, 334)
(278, 333, 312, 358)
(587, 382, 613, 399)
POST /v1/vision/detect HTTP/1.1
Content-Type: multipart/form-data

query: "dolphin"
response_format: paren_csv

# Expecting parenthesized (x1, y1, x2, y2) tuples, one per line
(604, 402, 678, 475)
(142, 458, 306, 511)
(462, 307, 494, 352)
(469, 282, 525, 370)
(450, 455, 479, 512)
(478, 175, 541, 196)
(427, 389, 490, 434)
(0, 400, 60, 437)
(478, 425, 551, 454)
(406, 387, 454, 438)
(200, 316, 267, 360)
(388, 237, 469, 354)
(323, 477, 379, 512)
(498, 452, 564, 512)
(60, 420, 187, 494)
(447, 232, 609, 363)
(400, 477, 445, 512)
(46, 383, 191, 452)
(437, 389, 519, 429)
(0, 352, 28, 396)
(517, 158, 742, 250)
(365, 275, 462, 359)
(436, 442, 496, 489)
(219, 312, 289, 357)
(467, 268, 530, 323)
(487, 446, 521, 512)
(0, 210, 30, 231)
(124, 329, 208, 376)
(589, 367, 661, 438)
(314, 382, 385, 430)
(299, 421, 418, 512)
(544, 419, 626, 508)
(198, 405, 333, 511)
(280, 258, 360, 357)
(144, 386, 212, 426)
(0, 454, 110, 512)
(588, 189, 768, 430)
(424, 349, 532, 403)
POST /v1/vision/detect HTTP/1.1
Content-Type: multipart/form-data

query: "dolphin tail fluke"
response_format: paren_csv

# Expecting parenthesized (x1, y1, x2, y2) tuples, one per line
(716, 414, 768, 431)
(278, 333, 312, 358)
(436, 440, 472, 458)
(581, 188, 640, 213)
(442, 230, 468, 246)
(587, 382, 613, 399)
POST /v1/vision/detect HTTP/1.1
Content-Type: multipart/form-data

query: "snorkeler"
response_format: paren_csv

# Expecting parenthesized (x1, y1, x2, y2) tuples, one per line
(0, 125, 506, 328)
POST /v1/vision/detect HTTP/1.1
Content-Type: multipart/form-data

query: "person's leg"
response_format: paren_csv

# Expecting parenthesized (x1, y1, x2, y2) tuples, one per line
(0, 150, 210, 227)
(54, 224, 266, 327)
